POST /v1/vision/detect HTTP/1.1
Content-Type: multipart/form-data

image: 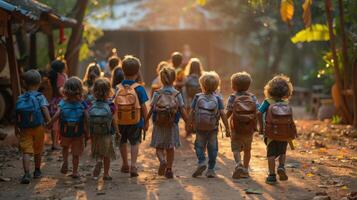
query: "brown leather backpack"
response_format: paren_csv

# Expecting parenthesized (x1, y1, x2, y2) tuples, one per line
(265, 101, 297, 141)
(115, 83, 141, 125)
(231, 93, 257, 135)
(154, 90, 179, 127)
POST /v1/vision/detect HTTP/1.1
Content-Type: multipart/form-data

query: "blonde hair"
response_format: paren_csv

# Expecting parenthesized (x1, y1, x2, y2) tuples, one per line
(199, 71, 220, 93)
(93, 78, 113, 100)
(160, 66, 176, 86)
(156, 61, 169, 75)
(185, 58, 203, 76)
(63, 77, 83, 100)
(264, 74, 293, 100)
(231, 71, 252, 92)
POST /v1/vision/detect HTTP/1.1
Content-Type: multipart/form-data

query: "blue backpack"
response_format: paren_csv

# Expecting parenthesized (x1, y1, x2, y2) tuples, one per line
(89, 101, 113, 135)
(15, 92, 44, 129)
(59, 101, 85, 137)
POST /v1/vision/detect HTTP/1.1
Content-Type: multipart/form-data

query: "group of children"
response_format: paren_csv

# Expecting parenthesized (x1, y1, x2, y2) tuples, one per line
(15, 51, 297, 186)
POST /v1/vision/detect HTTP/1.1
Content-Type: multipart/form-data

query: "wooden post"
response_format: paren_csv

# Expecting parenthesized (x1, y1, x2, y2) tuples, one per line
(29, 33, 37, 68)
(47, 32, 55, 61)
(6, 21, 21, 103)
(338, 0, 350, 89)
(353, 59, 357, 128)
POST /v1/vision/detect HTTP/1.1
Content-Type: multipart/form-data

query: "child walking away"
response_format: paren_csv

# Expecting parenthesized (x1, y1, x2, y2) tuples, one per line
(48, 77, 89, 179)
(105, 56, 122, 79)
(89, 78, 120, 180)
(48, 59, 68, 150)
(226, 72, 259, 179)
(111, 65, 124, 89)
(150, 61, 168, 97)
(191, 71, 230, 178)
(147, 66, 189, 179)
(170, 52, 185, 92)
(258, 75, 297, 184)
(83, 62, 101, 105)
(114, 55, 149, 177)
(16, 70, 51, 184)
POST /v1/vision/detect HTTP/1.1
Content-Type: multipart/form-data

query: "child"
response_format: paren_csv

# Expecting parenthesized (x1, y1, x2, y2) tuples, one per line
(191, 71, 230, 178)
(147, 66, 189, 179)
(83, 62, 101, 105)
(150, 61, 168, 97)
(104, 56, 121, 79)
(226, 72, 259, 179)
(114, 55, 149, 177)
(48, 77, 89, 179)
(184, 58, 203, 117)
(171, 52, 185, 91)
(258, 75, 297, 184)
(89, 78, 120, 180)
(48, 59, 68, 150)
(16, 70, 51, 184)
(111, 66, 124, 89)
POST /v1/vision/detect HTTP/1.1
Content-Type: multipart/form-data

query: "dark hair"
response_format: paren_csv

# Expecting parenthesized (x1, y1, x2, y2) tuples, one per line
(122, 55, 141, 76)
(171, 52, 183, 68)
(264, 75, 293, 100)
(23, 69, 41, 87)
(231, 71, 252, 92)
(93, 78, 112, 100)
(185, 58, 203, 76)
(49, 59, 66, 97)
(108, 56, 121, 71)
(83, 62, 101, 88)
(63, 77, 83, 100)
(111, 66, 124, 88)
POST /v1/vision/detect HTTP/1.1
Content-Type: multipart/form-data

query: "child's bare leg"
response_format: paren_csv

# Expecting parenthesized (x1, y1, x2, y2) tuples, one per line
(268, 156, 276, 175)
(34, 153, 42, 170)
(72, 155, 79, 176)
(120, 144, 128, 167)
(243, 149, 251, 169)
(233, 151, 242, 166)
(22, 154, 30, 173)
(278, 154, 286, 168)
(51, 130, 58, 149)
(166, 148, 174, 169)
(130, 144, 139, 168)
(103, 157, 110, 177)
(156, 148, 165, 163)
(61, 147, 69, 174)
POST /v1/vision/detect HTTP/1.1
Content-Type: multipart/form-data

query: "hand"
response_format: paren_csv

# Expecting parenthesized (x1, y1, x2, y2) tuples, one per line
(115, 132, 121, 140)
(144, 121, 149, 132)
(225, 129, 231, 138)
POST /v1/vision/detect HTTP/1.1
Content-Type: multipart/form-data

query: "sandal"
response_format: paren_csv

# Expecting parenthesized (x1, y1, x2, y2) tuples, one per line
(61, 163, 68, 174)
(277, 167, 288, 181)
(158, 162, 167, 176)
(232, 165, 244, 179)
(266, 174, 277, 184)
(103, 176, 113, 181)
(165, 168, 174, 179)
(130, 166, 139, 177)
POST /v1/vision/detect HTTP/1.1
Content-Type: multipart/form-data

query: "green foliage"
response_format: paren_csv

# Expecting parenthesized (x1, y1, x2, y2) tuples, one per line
(291, 24, 330, 43)
(79, 22, 103, 61)
(332, 115, 342, 124)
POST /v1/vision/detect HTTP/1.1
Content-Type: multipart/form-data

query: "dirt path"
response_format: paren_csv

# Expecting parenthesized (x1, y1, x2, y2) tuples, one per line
(0, 120, 356, 200)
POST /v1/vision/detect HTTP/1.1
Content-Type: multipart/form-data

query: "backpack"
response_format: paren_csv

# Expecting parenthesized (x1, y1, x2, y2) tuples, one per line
(60, 101, 85, 137)
(265, 101, 297, 141)
(15, 92, 44, 129)
(115, 83, 141, 125)
(193, 94, 220, 132)
(154, 90, 179, 127)
(185, 75, 201, 98)
(231, 93, 257, 135)
(89, 101, 113, 135)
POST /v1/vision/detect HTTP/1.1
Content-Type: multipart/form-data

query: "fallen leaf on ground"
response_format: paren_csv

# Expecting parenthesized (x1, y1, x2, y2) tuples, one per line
(0, 177, 11, 182)
(245, 188, 263, 195)
(306, 173, 314, 177)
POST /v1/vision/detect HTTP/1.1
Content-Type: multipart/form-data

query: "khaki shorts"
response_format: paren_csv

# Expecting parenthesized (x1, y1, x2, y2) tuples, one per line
(19, 126, 45, 154)
(231, 132, 253, 152)
(61, 136, 84, 156)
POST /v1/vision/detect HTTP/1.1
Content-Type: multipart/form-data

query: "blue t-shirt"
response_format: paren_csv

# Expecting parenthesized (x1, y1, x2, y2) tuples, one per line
(120, 80, 149, 128)
(27, 91, 49, 108)
(151, 86, 184, 124)
(191, 92, 225, 110)
(226, 92, 260, 112)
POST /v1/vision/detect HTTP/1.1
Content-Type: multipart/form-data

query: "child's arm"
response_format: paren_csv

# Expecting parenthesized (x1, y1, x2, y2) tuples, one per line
(180, 106, 190, 132)
(220, 110, 231, 137)
(41, 106, 51, 123)
(47, 109, 60, 127)
(141, 103, 149, 132)
(83, 110, 90, 140)
(226, 110, 233, 119)
(257, 112, 264, 135)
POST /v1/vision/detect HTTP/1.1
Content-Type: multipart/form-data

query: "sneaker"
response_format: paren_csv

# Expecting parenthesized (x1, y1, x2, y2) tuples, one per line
(93, 162, 102, 178)
(206, 169, 216, 178)
(33, 169, 42, 179)
(232, 165, 244, 179)
(192, 164, 207, 178)
(158, 162, 167, 176)
(277, 167, 288, 181)
(121, 165, 130, 173)
(130, 166, 139, 177)
(103, 176, 113, 181)
(240, 168, 250, 178)
(165, 168, 174, 179)
(266, 174, 277, 184)
(21, 173, 31, 184)
(60, 163, 68, 174)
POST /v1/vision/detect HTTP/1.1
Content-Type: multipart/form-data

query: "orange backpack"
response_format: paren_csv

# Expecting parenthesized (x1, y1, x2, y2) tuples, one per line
(265, 100, 297, 141)
(115, 83, 141, 125)
(231, 93, 257, 135)
(154, 90, 179, 127)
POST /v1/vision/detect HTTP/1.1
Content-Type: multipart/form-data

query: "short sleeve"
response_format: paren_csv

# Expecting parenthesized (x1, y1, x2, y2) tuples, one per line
(177, 93, 185, 107)
(135, 86, 149, 105)
(217, 95, 225, 110)
(258, 100, 270, 113)
(226, 95, 235, 111)
(37, 94, 49, 107)
(150, 91, 159, 106)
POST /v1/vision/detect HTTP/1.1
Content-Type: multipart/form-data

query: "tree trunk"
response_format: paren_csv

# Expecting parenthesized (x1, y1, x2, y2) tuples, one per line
(269, 35, 287, 75)
(64, 0, 89, 76)
(29, 33, 37, 69)
(353, 59, 357, 128)
(325, 0, 352, 124)
(338, 0, 350, 90)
